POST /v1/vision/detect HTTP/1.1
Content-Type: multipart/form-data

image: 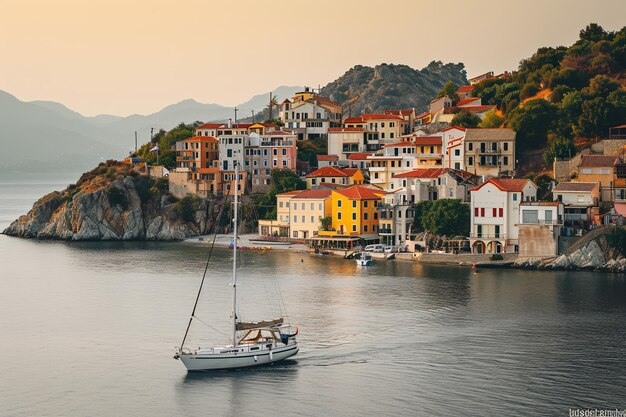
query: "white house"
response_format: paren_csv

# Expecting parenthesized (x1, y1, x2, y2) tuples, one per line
(469, 178, 538, 254)
(218, 134, 245, 171)
(441, 126, 467, 170)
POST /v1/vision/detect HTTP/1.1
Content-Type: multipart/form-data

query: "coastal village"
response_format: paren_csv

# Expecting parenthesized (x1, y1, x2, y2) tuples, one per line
(140, 74, 626, 264)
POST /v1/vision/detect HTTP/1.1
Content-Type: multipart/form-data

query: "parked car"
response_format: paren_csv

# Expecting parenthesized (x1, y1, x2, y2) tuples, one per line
(364, 244, 385, 253)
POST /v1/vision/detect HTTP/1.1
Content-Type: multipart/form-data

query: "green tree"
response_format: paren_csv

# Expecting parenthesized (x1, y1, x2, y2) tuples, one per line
(519, 83, 540, 100)
(413, 199, 469, 236)
(586, 74, 620, 97)
(450, 110, 481, 128)
(508, 99, 558, 152)
(479, 109, 504, 128)
(579, 23, 607, 43)
(543, 134, 575, 164)
(319, 216, 333, 231)
(437, 81, 459, 103)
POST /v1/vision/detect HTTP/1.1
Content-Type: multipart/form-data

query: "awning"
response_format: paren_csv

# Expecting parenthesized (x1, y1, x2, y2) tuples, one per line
(614, 203, 626, 216)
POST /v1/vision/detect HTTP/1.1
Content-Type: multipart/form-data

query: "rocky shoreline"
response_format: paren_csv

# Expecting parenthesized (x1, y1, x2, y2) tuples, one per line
(513, 239, 626, 273)
(1, 162, 239, 241)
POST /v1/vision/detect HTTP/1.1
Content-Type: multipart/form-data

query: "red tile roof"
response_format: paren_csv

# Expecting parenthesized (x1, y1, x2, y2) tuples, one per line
(317, 154, 339, 161)
(456, 85, 474, 93)
(348, 152, 373, 160)
(393, 168, 450, 179)
(334, 185, 386, 200)
(552, 182, 598, 192)
(197, 123, 224, 129)
(196, 167, 220, 173)
(578, 155, 620, 168)
(415, 112, 431, 119)
(471, 178, 536, 192)
(361, 113, 405, 121)
(276, 190, 303, 197)
(328, 127, 364, 132)
(264, 130, 295, 136)
(441, 126, 466, 132)
(292, 189, 333, 199)
(344, 117, 365, 124)
(411, 136, 442, 146)
(306, 166, 357, 178)
(456, 98, 481, 106)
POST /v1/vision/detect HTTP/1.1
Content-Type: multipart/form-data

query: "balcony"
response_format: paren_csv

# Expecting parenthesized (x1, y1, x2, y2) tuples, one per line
(518, 219, 562, 225)
(469, 233, 507, 239)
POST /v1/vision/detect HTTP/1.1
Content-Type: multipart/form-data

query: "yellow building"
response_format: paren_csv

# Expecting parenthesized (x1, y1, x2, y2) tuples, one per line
(258, 190, 300, 237)
(324, 185, 386, 236)
(289, 190, 333, 239)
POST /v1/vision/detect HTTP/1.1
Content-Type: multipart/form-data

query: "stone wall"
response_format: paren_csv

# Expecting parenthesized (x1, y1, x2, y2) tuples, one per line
(518, 225, 558, 258)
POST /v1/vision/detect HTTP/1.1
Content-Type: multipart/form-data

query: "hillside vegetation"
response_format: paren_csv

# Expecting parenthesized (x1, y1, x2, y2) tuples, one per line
(471, 23, 626, 174)
(320, 62, 468, 116)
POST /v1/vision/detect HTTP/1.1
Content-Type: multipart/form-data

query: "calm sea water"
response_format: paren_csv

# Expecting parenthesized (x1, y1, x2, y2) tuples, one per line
(1, 179, 625, 416)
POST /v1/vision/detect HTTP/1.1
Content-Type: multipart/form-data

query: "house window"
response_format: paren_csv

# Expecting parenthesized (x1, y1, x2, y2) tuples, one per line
(352, 213, 356, 220)
(499, 208, 503, 217)
(311, 216, 314, 223)
(338, 200, 342, 207)
(364, 225, 368, 232)
(481, 208, 485, 217)
(454, 149, 460, 156)
(364, 201, 368, 208)
(301, 216, 305, 223)
(545, 210, 553, 222)
(503, 142, 509, 151)
(477, 224, 482, 238)
(293, 231, 298, 238)
(352, 201, 357, 208)
(513, 193, 518, 201)
(475, 207, 479, 217)
(494, 225, 500, 238)
(364, 213, 368, 220)
(468, 156, 474, 166)
(503, 156, 509, 166)
(352, 225, 357, 232)
(468, 143, 473, 151)
(523, 210, 538, 224)
(338, 212, 342, 220)
(493, 208, 497, 217)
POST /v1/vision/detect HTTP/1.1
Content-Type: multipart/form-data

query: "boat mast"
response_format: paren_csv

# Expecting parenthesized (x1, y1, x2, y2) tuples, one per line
(232, 160, 239, 347)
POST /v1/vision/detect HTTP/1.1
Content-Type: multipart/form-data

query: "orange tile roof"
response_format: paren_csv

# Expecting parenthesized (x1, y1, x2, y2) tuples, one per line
(415, 112, 431, 118)
(344, 117, 365, 124)
(348, 152, 373, 160)
(334, 185, 386, 200)
(456, 98, 481, 106)
(361, 113, 405, 121)
(393, 168, 450, 179)
(196, 167, 220, 173)
(292, 189, 333, 199)
(306, 166, 355, 178)
(441, 126, 466, 132)
(471, 178, 536, 192)
(411, 136, 442, 146)
(264, 130, 295, 136)
(276, 190, 304, 197)
(457, 85, 474, 93)
(197, 123, 224, 129)
(179, 135, 219, 142)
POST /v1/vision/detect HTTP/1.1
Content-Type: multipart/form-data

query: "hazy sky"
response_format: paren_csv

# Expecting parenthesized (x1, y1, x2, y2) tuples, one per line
(1, 0, 624, 116)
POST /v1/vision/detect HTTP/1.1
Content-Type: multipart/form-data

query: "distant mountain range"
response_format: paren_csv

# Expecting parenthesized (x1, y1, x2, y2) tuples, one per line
(0, 61, 469, 175)
(0, 86, 302, 175)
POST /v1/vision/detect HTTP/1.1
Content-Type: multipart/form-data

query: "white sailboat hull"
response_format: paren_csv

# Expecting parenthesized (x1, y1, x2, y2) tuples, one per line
(177, 343, 298, 371)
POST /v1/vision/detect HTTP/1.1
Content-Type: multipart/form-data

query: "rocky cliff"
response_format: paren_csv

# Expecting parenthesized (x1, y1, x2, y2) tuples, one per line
(2, 161, 239, 241)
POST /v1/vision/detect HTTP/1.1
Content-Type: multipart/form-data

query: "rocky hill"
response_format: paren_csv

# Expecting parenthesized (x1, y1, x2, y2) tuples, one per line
(319, 62, 468, 115)
(1, 161, 252, 241)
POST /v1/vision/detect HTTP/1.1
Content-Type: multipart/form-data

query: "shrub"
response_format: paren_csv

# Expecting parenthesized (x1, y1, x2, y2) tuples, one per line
(607, 227, 626, 257)
(107, 186, 129, 210)
(490, 254, 504, 261)
(174, 195, 201, 223)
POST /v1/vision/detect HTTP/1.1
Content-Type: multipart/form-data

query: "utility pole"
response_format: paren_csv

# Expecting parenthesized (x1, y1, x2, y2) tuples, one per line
(134, 131, 137, 153)
(234, 107, 238, 126)
(268, 92, 273, 120)
(251, 110, 255, 123)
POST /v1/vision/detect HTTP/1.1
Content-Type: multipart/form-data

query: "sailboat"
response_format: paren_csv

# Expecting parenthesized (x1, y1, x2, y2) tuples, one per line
(174, 161, 299, 371)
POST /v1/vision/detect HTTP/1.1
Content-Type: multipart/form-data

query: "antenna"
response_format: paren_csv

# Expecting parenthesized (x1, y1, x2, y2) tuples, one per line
(134, 131, 137, 153)
(252, 110, 255, 123)
(234, 107, 238, 126)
